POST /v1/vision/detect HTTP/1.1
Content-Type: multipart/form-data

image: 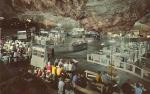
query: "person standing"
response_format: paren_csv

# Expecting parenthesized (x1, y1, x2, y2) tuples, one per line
(36, 69, 42, 77)
(134, 82, 143, 94)
(13, 51, 18, 62)
(52, 64, 57, 79)
(72, 59, 78, 70)
(45, 61, 52, 73)
(72, 73, 78, 88)
(64, 61, 69, 71)
(58, 77, 65, 94)
(72, 62, 77, 72)
(121, 79, 133, 94)
(54, 58, 59, 66)
(27, 46, 32, 59)
(58, 59, 63, 67)
(57, 65, 64, 77)
(68, 62, 73, 72)
(0, 51, 2, 60)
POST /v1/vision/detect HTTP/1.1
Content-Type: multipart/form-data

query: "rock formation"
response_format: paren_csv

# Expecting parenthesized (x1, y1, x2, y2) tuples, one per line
(0, 0, 150, 32)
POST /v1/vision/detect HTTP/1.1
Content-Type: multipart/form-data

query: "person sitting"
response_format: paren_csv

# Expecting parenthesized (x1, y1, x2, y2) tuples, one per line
(101, 71, 111, 93)
(101, 71, 110, 85)
(95, 71, 102, 83)
(77, 73, 87, 88)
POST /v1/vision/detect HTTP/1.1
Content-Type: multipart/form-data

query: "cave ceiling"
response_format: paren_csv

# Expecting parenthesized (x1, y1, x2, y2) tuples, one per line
(0, 0, 150, 32)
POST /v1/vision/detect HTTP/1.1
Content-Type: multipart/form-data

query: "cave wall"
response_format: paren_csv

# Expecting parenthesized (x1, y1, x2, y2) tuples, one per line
(0, 0, 150, 31)
(0, 0, 16, 17)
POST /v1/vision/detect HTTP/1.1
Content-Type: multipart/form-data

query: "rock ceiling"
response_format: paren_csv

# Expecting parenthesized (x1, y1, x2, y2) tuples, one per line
(0, 0, 150, 32)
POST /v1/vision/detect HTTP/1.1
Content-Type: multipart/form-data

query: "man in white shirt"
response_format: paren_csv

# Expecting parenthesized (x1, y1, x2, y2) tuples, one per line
(58, 59, 63, 67)
(63, 61, 69, 71)
(58, 78, 65, 94)
(54, 58, 59, 65)
(68, 62, 73, 72)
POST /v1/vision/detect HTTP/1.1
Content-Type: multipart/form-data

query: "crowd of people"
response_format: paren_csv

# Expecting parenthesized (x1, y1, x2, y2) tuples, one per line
(34, 32, 65, 45)
(33, 58, 81, 94)
(31, 58, 146, 94)
(95, 71, 147, 94)
(0, 39, 31, 63)
(121, 79, 146, 94)
(91, 71, 120, 94)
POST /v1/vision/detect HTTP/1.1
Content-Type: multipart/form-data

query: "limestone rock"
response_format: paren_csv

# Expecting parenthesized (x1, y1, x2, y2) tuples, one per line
(0, 0, 150, 32)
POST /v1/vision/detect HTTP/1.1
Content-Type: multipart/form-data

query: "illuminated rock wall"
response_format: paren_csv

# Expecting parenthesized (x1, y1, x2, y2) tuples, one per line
(0, 0, 150, 31)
